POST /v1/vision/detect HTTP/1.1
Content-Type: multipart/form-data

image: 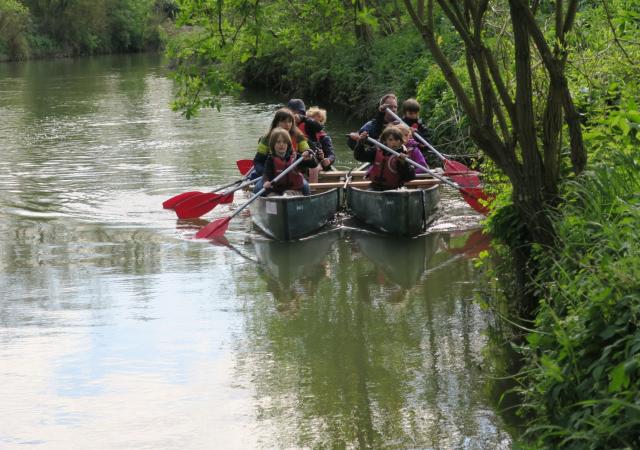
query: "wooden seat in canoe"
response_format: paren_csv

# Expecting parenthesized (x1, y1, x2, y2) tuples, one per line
(309, 178, 441, 192)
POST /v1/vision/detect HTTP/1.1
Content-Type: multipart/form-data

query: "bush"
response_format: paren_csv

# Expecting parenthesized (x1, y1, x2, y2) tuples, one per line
(0, 0, 31, 60)
(516, 123, 640, 448)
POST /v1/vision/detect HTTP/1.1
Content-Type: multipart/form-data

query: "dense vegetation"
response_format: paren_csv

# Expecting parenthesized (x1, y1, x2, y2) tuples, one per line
(0, 0, 176, 60)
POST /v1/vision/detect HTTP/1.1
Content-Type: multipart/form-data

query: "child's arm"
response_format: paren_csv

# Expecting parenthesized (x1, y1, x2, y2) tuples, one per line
(263, 157, 275, 187)
(353, 132, 375, 163)
(298, 151, 319, 169)
(408, 147, 428, 173)
(319, 134, 335, 167)
(397, 156, 416, 182)
(253, 137, 270, 176)
(296, 137, 311, 153)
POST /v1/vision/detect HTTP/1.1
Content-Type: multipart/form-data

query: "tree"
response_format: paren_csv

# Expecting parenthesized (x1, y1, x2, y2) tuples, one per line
(402, 0, 587, 311)
(0, 0, 31, 59)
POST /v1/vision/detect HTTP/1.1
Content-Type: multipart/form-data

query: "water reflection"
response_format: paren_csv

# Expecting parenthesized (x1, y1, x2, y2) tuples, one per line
(354, 232, 440, 288)
(232, 230, 509, 449)
(253, 232, 338, 316)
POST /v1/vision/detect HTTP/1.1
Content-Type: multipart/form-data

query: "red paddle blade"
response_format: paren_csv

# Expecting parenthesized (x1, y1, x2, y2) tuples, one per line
(175, 193, 222, 219)
(236, 160, 253, 175)
(444, 160, 480, 188)
(174, 191, 235, 219)
(459, 186, 493, 215)
(162, 191, 202, 209)
(195, 217, 231, 239)
(217, 192, 234, 204)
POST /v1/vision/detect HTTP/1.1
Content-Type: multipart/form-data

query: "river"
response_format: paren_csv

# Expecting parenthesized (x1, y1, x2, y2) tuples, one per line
(0, 53, 512, 449)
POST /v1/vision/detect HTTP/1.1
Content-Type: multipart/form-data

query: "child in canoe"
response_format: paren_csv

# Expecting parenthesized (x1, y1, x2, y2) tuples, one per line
(258, 127, 318, 196)
(397, 123, 429, 174)
(353, 126, 415, 190)
(401, 98, 439, 167)
(306, 106, 336, 171)
(252, 108, 311, 179)
(286, 98, 324, 140)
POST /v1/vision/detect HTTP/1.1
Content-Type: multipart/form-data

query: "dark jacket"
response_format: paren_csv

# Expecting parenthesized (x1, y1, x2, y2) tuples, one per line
(347, 109, 390, 150)
(309, 131, 336, 169)
(298, 116, 324, 138)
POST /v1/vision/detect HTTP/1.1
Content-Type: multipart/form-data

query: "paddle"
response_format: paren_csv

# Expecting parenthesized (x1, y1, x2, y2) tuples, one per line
(236, 159, 254, 175)
(174, 178, 255, 219)
(196, 154, 309, 239)
(366, 137, 490, 214)
(384, 108, 484, 188)
(162, 161, 255, 209)
(163, 176, 246, 210)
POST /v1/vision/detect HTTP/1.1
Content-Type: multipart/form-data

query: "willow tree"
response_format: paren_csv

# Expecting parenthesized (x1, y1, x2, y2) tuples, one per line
(402, 0, 587, 308)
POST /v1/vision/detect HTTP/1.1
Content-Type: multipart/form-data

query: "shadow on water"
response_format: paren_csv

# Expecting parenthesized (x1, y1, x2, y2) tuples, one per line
(230, 228, 512, 449)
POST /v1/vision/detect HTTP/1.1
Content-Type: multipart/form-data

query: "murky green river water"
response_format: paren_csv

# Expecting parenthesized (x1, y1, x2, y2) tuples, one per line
(0, 53, 512, 449)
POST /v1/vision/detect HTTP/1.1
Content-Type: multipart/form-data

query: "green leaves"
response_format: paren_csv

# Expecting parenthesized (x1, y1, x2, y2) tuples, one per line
(514, 147, 640, 447)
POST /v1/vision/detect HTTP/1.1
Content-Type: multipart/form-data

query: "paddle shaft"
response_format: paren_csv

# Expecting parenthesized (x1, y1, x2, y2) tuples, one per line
(385, 108, 446, 161)
(216, 173, 253, 193)
(366, 137, 470, 193)
(224, 177, 254, 195)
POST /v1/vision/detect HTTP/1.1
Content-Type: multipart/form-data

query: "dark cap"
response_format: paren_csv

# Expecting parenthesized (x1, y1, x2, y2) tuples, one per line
(287, 98, 306, 115)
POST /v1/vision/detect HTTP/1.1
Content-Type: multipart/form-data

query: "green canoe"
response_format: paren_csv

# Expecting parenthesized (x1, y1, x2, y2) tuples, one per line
(346, 185, 440, 236)
(249, 188, 340, 241)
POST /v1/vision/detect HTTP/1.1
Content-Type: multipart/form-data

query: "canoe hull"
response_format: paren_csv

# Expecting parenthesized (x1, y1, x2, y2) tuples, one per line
(250, 188, 340, 241)
(347, 185, 440, 236)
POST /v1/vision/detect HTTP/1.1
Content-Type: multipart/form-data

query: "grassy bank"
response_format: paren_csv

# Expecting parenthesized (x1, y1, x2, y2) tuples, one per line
(501, 113, 640, 447)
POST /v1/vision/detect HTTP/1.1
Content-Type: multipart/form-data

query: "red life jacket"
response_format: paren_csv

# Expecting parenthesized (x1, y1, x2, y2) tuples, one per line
(368, 148, 402, 189)
(272, 153, 304, 190)
(298, 121, 308, 138)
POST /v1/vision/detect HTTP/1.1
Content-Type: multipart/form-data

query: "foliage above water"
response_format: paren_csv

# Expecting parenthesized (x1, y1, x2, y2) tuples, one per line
(517, 145, 640, 448)
(0, 0, 175, 60)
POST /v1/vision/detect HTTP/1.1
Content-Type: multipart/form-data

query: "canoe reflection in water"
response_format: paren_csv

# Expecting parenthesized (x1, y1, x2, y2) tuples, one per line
(354, 232, 439, 289)
(251, 229, 447, 309)
(252, 231, 339, 315)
